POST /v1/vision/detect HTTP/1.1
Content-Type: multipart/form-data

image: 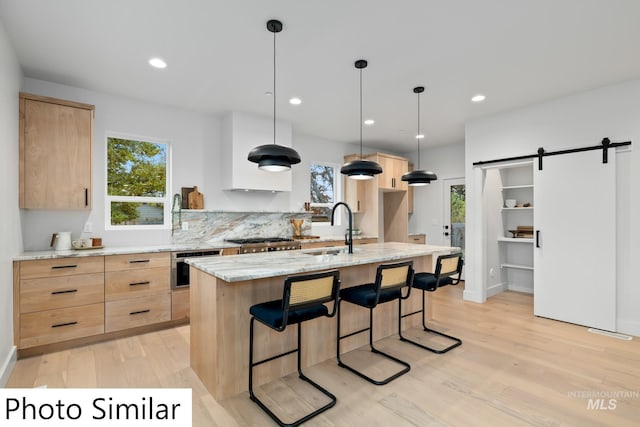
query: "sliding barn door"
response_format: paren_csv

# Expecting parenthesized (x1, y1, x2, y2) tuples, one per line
(533, 150, 616, 331)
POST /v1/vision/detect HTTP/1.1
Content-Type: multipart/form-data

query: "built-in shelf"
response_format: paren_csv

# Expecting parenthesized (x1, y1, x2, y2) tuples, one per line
(501, 185, 534, 190)
(501, 207, 534, 211)
(497, 237, 534, 243)
(501, 263, 534, 271)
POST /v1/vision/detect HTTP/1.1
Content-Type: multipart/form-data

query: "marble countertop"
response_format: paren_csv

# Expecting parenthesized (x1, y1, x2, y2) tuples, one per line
(187, 242, 459, 282)
(293, 235, 378, 243)
(13, 242, 241, 261)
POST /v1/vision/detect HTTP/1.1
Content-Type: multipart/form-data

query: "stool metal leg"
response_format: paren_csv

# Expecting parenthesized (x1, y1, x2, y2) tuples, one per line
(337, 300, 410, 385)
(249, 317, 336, 427)
(399, 290, 462, 354)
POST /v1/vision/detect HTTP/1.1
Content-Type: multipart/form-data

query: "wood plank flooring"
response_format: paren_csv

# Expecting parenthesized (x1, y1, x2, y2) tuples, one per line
(7, 285, 640, 426)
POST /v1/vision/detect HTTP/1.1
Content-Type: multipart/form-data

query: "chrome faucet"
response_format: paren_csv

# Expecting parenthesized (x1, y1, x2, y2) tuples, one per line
(331, 202, 353, 254)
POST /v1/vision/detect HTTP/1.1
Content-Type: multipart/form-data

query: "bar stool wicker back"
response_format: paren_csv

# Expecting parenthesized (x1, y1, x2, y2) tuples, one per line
(249, 269, 340, 427)
(336, 260, 414, 385)
(399, 252, 463, 353)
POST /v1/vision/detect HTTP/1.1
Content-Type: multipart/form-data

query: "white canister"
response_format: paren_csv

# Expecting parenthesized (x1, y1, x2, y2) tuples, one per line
(51, 232, 72, 251)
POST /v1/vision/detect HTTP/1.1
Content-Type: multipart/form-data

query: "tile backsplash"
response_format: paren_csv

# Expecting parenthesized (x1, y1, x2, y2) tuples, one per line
(171, 210, 312, 244)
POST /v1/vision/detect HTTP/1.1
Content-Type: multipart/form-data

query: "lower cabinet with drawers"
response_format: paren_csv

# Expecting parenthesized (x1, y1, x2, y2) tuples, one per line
(14, 251, 178, 355)
(105, 252, 171, 333)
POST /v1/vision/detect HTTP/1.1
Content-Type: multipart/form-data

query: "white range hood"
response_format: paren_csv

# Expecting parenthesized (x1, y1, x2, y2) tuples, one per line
(221, 111, 293, 192)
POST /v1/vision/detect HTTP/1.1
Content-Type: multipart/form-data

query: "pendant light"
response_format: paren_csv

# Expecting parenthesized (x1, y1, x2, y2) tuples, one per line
(402, 86, 437, 186)
(248, 19, 301, 172)
(340, 59, 383, 180)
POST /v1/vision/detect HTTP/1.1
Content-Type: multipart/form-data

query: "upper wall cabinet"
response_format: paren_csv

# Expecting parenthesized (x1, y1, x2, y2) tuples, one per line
(221, 112, 293, 192)
(366, 152, 408, 191)
(19, 93, 94, 209)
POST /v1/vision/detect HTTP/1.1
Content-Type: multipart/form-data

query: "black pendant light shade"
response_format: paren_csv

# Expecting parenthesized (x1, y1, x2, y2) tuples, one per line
(248, 144, 301, 172)
(402, 169, 438, 186)
(340, 59, 383, 180)
(340, 159, 383, 179)
(402, 86, 437, 186)
(248, 19, 301, 172)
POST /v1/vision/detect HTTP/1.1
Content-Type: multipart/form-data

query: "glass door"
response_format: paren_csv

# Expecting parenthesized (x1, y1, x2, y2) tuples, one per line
(444, 178, 465, 279)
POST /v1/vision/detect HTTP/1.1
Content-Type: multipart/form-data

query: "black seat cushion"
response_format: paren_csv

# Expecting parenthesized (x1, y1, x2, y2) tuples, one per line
(413, 273, 454, 291)
(340, 283, 402, 308)
(250, 300, 329, 329)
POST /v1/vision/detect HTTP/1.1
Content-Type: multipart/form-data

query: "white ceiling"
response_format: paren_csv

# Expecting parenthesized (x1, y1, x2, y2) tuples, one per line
(2, 0, 640, 153)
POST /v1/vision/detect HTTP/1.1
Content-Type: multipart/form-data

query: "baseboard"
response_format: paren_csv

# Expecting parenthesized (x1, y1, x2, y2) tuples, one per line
(0, 346, 17, 387)
(616, 318, 640, 338)
(487, 282, 507, 298)
(507, 284, 533, 294)
(462, 289, 484, 303)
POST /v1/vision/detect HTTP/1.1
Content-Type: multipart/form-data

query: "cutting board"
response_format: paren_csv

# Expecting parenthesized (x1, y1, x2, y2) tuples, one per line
(188, 186, 204, 209)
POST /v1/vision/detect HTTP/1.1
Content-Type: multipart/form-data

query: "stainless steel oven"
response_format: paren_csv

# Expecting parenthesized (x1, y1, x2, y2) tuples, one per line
(171, 249, 222, 289)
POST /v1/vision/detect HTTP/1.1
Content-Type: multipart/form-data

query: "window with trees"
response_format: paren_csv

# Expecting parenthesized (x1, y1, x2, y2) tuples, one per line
(310, 163, 340, 223)
(106, 135, 170, 229)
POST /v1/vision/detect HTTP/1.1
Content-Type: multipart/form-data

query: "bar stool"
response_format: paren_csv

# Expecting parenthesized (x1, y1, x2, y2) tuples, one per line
(399, 253, 463, 353)
(336, 260, 414, 385)
(249, 269, 341, 427)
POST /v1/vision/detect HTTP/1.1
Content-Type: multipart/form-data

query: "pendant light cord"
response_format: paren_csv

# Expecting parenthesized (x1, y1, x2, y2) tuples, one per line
(417, 91, 421, 169)
(359, 67, 363, 158)
(273, 29, 277, 145)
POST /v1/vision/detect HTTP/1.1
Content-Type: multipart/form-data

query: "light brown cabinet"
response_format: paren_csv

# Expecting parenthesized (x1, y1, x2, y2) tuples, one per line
(408, 163, 414, 214)
(367, 152, 408, 191)
(15, 257, 105, 349)
(14, 251, 179, 354)
(19, 93, 94, 209)
(408, 234, 426, 244)
(105, 252, 171, 333)
(344, 152, 409, 243)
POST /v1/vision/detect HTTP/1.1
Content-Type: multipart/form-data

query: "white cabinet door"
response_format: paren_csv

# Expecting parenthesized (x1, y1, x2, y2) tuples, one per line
(533, 150, 616, 331)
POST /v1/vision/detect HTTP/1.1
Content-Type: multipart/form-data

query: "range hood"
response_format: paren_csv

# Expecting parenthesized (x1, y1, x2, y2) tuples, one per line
(221, 112, 293, 192)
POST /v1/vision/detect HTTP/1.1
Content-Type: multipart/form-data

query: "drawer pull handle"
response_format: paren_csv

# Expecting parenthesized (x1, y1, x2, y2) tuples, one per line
(130, 309, 150, 315)
(129, 259, 150, 264)
(51, 265, 78, 269)
(129, 281, 150, 286)
(52, 321, 78, 328)
(51, 289, 78, 295)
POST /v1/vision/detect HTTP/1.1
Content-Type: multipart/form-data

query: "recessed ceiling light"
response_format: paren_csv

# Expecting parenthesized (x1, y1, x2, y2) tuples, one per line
(471, 94, 486, 103)
(416, 134, 425, 139)
(148, 58, 167, 69)
(289, 97, 302, 105)
(364, 119, 375, 125)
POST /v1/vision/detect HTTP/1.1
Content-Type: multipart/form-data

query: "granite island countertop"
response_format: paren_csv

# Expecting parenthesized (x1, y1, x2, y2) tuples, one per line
(293, 235, 378, 243)
(186, 242, 459, 282)
(13, 242, 242, 261)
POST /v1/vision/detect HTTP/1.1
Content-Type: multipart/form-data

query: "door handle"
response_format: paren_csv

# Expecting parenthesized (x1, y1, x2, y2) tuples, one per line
(536, 230, 540, 248)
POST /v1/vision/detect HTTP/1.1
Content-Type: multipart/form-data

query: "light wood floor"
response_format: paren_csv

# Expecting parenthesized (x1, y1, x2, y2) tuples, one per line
(7, 286, 640, 426)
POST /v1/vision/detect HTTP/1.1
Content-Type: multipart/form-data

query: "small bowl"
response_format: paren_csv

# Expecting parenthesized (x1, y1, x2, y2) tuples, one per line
(505, 199, 517, 208)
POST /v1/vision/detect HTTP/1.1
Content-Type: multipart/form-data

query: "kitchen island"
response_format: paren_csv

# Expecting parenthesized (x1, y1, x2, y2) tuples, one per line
(187, 242, 459, 399)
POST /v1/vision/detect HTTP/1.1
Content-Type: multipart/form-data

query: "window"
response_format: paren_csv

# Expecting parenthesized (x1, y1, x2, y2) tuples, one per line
(310, 163, 340, 223)
(106, 135, 170, 229)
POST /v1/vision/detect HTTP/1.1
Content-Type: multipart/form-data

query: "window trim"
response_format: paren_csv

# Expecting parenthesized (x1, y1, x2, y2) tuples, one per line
(104, 132, 172, 231)
(309, 161, 341, 226)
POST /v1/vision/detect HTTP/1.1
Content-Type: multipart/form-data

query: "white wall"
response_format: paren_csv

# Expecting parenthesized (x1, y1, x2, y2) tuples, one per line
(20, 78, 360, 249)
(465, 79, 640, 336)
(407, 143, 465, 245)
(0, 20, 23, 386)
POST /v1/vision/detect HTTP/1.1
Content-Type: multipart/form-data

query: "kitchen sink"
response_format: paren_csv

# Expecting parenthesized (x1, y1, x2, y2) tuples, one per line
(302, 247, 360, 256)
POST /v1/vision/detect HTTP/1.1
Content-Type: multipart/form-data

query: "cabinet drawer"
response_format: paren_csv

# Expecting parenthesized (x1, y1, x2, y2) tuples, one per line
(105, 267, 170, 301)
(105, 252, 170, 272)
(20, 257, 104, 279)
(354, 238, 378, 245)
(20, 273, 104, 313)
(408, 234, 426, 244)
(20, 303, 104, 348)
(105, 294, 171, 333)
